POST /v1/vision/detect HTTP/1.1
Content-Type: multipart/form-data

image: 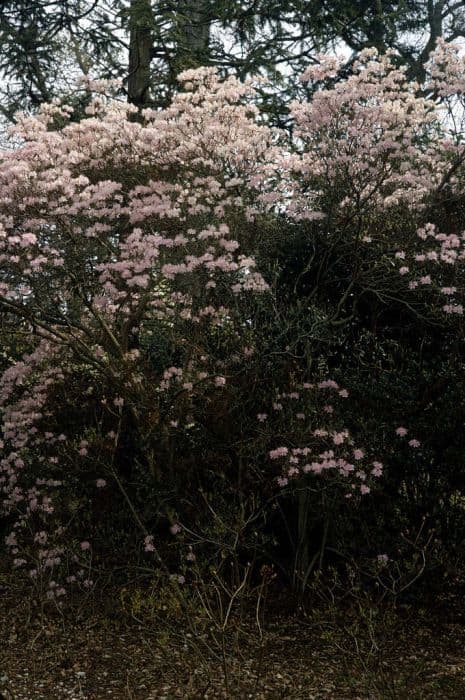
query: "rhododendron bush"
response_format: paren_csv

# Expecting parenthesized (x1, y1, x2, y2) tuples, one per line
(2, 43, 465, 596)
(0, 69, 277, 591)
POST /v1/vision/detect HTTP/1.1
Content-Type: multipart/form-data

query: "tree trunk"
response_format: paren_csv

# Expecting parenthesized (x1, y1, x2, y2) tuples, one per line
(127, 0, 154, 109)
(174, 0, 211, 74)
(417, 0, 444, 82)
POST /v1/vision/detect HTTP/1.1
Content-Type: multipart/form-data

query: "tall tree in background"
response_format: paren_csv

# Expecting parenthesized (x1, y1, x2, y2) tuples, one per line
(0, 0, 124, 121)
(1, 1, 465, 116)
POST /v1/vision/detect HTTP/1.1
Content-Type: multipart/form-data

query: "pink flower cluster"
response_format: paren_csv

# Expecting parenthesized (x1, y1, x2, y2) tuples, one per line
(394, 223, 465, 315)
(285, 48, 439, 221)
(264, 380, 382, 497)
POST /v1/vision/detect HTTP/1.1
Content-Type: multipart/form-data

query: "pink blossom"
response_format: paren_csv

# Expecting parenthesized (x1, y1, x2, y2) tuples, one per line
(269, 447, 289, 459)
(444, 304, 463, 314)
(319, 380, 339, 389)
(144, 535, 155, 552)
(333, 431, 347, 445)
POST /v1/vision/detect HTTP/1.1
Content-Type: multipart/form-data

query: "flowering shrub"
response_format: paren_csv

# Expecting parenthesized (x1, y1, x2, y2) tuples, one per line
(2, 42, 465, 596)
(0, 69, 276, 590)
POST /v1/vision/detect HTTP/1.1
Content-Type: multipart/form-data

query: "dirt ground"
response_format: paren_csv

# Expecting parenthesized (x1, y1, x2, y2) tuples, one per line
(1, 580, 465, 699)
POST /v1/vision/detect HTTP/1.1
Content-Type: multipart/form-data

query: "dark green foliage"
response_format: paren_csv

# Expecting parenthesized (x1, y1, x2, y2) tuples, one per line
(0, 1, 124, 120)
